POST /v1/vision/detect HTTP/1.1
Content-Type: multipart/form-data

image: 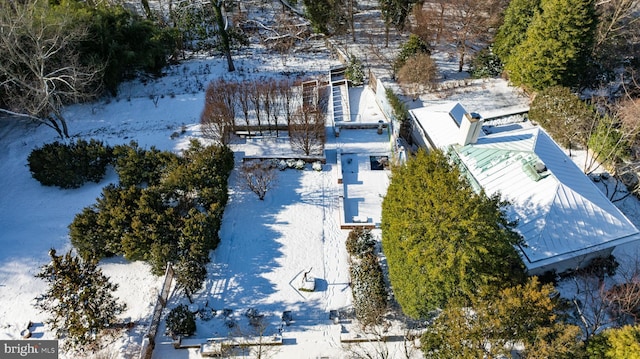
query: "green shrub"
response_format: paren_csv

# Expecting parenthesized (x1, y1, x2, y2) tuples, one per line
(69, 207, 112, 260)
(350, 252, 387, 327)
(69, 141, 232, 277)
(469, 46, 503, 79)
(81, 5, 180, 95)
(385, 88, 409, 122)
(345, 54, 364, 86)
(346, 228, 375, 258)
(394, 34, 430, 74)
(28, 139, 112, 189)
(346, 227, 386, 327)
(166, 304, 196, 337)
(70, 184, 140, 260)
(112, 141, 180, 187)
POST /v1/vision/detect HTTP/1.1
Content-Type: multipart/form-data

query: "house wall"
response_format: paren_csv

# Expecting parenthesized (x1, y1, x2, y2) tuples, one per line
(408, 111, 434, 150)
(526, 247, 616, 276)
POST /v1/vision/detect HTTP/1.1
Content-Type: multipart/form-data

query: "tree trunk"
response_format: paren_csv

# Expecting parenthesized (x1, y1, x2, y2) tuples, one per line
(385, 23, 389, 48)
(350, 0, 356, 42)
(212, 2, 236, 72)
(141, 0, 153, 19)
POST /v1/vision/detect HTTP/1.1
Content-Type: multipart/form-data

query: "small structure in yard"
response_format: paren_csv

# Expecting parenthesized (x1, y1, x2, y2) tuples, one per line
(299, 268, 316, 292)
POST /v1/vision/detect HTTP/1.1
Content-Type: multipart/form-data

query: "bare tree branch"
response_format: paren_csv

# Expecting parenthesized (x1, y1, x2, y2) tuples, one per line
(0, 0, 102, 137)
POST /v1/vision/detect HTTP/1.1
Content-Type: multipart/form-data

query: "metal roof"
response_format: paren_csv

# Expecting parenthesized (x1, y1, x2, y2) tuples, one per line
(453, 127, 640, 270)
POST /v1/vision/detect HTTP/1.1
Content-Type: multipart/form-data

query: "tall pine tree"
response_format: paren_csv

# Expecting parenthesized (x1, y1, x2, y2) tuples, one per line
(35, 249, 126, 353)
(493, 0, 540, 64)
(504, 0, 597, 90)
(381, 150, 525, 318)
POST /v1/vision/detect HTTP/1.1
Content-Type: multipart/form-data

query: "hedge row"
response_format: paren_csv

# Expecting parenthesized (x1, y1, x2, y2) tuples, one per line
(347, 228, 388, 328)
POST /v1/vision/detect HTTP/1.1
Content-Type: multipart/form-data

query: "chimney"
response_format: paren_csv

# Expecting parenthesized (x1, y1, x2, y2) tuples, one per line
(459, 112, 483, 145)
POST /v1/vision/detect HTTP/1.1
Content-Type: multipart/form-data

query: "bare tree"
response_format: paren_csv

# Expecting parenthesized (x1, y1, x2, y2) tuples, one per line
(249, 81, 264, 135)
(263, 79, 275, 134)
(219, 78, 238, 133)
(238, 80, 252, 136)
(246, 13, 310, 60)
(594, 0, 640, 52)
(201, 81, 235, 144)
(226, 312, 281, 359)
(566, 256, 620, 341)
(412, 1, 446, 43)
(582, 97, 640, 175)
(289, 85, 327, 156)
(344, 321, 421, 359)
(0, 0, 102, 138)
(413, 0, 504, 72)
(278, 79, 295, 126)
(239, 160, 277, 200)
(396, 53, 438, 99)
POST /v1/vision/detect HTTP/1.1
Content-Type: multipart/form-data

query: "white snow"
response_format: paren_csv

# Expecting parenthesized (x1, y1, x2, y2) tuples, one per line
(1, 26, 638, 359)
(0, 48, 413, 358)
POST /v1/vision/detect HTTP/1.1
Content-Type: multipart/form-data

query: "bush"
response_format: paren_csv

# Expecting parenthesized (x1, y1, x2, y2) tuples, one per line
(469, 46, 503, 79)
(112, 141, 179, 187)
(350, 253, 387, 327)
(346, 228, 387, 327)
(69, 141, 233, 277)
(397, 53, 438, 99)
(394, 34, 430, 74)
(346, 228, 375, 258)
(82, 5, 180, 95)
(166, 304, 196, 337)
(385, 88, 409, 122)
(28, 139, 112, 189)
(345, 54, 364, 86)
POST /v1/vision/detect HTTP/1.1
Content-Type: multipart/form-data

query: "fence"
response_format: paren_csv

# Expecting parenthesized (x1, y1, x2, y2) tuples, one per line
(139, 262, 175, 359)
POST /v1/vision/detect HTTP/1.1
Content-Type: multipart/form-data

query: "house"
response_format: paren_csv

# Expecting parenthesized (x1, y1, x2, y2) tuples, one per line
(409, 102, 640, 275)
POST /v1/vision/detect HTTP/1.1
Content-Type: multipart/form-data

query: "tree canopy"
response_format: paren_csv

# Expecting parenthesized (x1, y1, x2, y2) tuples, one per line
(493, 0, 541, 64)
(381, 150, 525, 318)
(422, 277, 585, 358)
(503, 0, 597, 90)
(379, 0, 416, 33)
(69, 140, 234, 276)
(529, 86, 597, 153)
(302, 0, 350, 35)
(35, 249, 126, 353)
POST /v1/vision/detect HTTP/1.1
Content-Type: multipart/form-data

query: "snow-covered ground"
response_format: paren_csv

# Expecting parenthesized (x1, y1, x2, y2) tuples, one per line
(0, 39, 423, 357)
(2, 12, 639, 359)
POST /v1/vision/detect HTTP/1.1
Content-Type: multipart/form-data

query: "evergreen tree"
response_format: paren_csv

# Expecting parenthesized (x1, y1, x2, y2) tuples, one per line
(35, 249, 126, 353)
(422, 277, 585, 358)
(69, 141, 232, 281)
(302, 0, 349, 35)
(602, 325, 640, 359)
(174, 258, 207, 303)
(504, 0, 597, 90)
(174, 209, 216, 302)
(529, 86, 596, 154)
(493, 0, 540, 64)
(381, 150, 525, 318)
(350, 252, 387, 327)
(393, 34, 430, 74)
(379, 0, 415, 31)
(166, 304, 196, 337)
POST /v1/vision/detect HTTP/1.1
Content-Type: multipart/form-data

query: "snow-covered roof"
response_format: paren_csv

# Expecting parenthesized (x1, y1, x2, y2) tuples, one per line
(411, 103, 640, 273)
(410, 102, 464, 148)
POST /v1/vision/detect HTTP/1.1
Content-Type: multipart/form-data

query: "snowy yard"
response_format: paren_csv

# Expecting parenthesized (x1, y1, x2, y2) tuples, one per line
(3, 18, 638, 357)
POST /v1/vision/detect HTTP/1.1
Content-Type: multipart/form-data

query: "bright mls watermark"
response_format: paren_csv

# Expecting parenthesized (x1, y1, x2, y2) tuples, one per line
(1, 340, 58, 358)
